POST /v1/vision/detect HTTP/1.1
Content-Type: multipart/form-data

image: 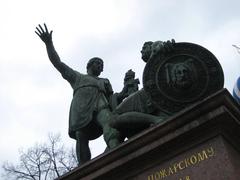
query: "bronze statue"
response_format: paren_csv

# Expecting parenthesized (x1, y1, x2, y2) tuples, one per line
(110, 40, 175, 138)
(124, 69, 139, 96)
(111, 40, 224, 139)
(35, 23, 224, 165)
(35, 24, 132, 165)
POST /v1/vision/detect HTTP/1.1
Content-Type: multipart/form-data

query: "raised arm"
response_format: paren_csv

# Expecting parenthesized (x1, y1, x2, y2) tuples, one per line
(35, 23, 76, 83)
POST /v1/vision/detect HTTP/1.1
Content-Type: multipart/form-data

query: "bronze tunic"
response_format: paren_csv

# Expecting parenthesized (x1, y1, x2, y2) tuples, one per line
(60, 64, 113, 140)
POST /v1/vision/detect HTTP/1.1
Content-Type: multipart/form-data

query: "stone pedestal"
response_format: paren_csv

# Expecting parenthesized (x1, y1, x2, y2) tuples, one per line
(58, 88, 240, 180)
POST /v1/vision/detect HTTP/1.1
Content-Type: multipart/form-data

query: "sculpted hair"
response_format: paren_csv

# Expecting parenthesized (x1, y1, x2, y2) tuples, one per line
(86, 57, 104, 70)
(143, 41, 153, 48)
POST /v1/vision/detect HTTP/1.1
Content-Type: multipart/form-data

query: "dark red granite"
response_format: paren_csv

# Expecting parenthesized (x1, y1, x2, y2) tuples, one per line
(58, 89, 240, 180)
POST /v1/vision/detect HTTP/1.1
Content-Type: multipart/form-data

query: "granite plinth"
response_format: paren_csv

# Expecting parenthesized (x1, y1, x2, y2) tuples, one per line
(58, 88, 240, 180)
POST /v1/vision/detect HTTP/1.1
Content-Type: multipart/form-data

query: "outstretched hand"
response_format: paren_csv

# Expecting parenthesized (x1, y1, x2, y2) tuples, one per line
(162, 39, 175, 53)
(151, 39, 175, 58)
(35, 23, 53, 44)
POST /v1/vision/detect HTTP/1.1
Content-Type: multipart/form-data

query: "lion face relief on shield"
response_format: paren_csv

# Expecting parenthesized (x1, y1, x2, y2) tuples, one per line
(165, 58, 197, 90)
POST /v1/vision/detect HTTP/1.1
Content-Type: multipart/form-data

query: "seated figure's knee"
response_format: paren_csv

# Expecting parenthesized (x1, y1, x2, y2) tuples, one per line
(103, 127, 121, 144)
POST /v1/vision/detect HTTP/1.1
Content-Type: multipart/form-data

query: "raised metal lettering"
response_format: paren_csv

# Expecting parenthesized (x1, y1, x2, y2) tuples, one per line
(159, 169, 167, 178)
(154, 172, 161, 180)
(178, 161, 185, 170)
(148, 174, 154, 180)
(207, 147, 214, 157)
(190, 155, 198, 165)
(197, 150, 208, 161)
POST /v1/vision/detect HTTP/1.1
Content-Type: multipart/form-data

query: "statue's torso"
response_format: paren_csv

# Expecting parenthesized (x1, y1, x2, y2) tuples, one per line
(68, 72, 112, 139)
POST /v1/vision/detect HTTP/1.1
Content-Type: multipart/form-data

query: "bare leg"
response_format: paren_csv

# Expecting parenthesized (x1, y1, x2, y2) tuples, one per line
(111, 112, 165, 129)
(75, 131, 91, 165)
(97, 108, 121, 149)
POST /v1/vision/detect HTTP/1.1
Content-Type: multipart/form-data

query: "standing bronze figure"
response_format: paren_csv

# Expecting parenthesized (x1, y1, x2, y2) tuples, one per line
(35, 24, 128, 165)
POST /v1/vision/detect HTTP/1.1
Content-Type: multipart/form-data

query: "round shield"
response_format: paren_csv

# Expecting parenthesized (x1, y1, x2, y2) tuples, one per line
(143, 42, 224, 114)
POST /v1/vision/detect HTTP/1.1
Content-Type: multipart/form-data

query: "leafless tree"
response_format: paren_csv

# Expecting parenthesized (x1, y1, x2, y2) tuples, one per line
(2, 133, 78, 180)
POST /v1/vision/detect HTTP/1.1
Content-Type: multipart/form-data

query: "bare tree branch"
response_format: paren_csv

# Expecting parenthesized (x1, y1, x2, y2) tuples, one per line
(1, 133, 78, 180)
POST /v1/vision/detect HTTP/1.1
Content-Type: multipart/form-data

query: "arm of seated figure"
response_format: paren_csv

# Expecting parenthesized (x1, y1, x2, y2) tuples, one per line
(150, 39, 175, 58)
(35, 23, 76, 84)
(110, 85, 128, 110)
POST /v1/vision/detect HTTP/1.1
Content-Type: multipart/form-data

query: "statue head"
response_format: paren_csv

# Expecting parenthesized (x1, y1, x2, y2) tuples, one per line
(124, 69, 135, 81)
(87, 57, 104, 76)
(165, 60, 194, 90)
(141, 41, 153, 62)
(172, 63, 192, 88)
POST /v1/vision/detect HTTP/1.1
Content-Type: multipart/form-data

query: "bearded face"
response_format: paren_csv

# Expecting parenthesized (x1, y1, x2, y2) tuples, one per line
(171, 63, 193, 89)
(141, 43, 152, 62)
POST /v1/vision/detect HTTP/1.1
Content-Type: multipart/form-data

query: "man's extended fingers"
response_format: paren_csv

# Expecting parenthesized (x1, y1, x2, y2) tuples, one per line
(35, 27, 42, 35)
(44, 23, 49, 33)
(162, 42, 167, 53)
(166, 40, 173, 52)
(35, 31, 41, 37)
(38, 24, 44, 33)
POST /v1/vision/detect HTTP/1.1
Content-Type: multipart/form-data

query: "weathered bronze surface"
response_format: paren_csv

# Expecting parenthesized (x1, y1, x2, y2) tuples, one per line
(35, 24, 138, 165)
(143, 42, 224, 114)
(112, 41, 224, 139)
(36, 23, 225, 167)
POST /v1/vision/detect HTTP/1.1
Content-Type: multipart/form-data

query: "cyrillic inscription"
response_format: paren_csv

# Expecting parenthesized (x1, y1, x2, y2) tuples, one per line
(147, 147, 214, 180)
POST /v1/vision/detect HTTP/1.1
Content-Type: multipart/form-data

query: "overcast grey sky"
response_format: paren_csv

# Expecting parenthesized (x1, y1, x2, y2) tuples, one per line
(1, 0, 240, 173)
